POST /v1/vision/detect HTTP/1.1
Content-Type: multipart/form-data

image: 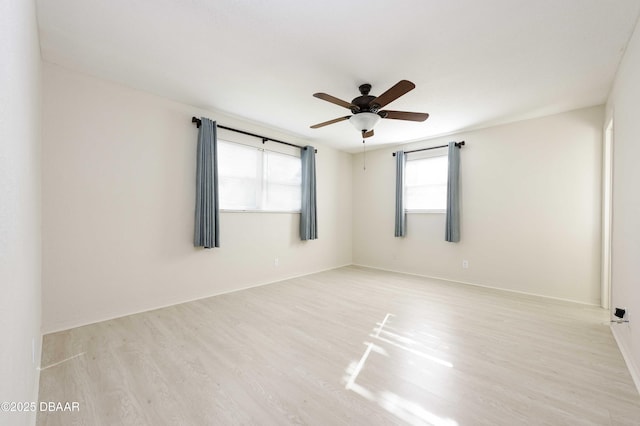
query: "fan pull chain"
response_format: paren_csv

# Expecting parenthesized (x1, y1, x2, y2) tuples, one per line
(362, 139, 366, 171)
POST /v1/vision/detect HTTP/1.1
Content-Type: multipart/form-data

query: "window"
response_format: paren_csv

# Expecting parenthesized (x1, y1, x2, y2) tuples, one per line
(263, 149, 302, 211)
(218, 140, 301, 211)
(405, 153, 448, 212)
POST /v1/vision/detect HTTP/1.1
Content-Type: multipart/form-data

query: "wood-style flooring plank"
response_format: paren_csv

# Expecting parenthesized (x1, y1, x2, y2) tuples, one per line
(37, 266, 640, 425)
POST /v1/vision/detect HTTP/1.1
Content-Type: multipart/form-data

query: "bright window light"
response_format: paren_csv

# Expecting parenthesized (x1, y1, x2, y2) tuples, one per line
(218, 140, 301, 212)
(264, 151, 302, 211)
(218, 141, 260, 210)
(405, 154, 448, 211)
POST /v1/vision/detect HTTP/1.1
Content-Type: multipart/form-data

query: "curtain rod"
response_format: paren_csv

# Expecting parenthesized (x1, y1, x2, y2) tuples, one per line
(392, 141, 465, 156)
(191, 117, 316, 152)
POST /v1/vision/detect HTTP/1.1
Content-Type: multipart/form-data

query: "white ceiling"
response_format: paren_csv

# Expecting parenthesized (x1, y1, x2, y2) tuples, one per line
(37, 0, 640, 152)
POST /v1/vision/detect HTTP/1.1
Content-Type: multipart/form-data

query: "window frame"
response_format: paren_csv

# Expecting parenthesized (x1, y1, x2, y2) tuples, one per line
(404, 148, 448, 214)
(217, 139, 302, 213)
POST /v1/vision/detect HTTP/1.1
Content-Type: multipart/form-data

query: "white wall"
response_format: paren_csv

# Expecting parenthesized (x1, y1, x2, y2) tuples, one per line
(353, 106, 603, 305)
(0, 0, 42, 424)
(42, 63, 352, 333)
(606, 16, 640, 389)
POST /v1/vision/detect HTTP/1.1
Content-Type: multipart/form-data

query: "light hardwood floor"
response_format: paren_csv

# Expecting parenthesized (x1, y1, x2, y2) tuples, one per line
(37, 266, 640, 425)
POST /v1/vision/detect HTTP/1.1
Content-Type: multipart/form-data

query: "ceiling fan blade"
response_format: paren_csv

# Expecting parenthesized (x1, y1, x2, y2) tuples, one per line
(380, 110, 429, 122)
(310, 115, 351, 129)
(370, 80, 416, 109)
(363, 130, 374, 138)
(313, 93, 354, 109)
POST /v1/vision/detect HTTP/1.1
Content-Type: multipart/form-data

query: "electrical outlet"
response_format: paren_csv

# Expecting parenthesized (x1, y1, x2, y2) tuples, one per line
(274, 258, 279, 266)
(462, 260, 469, 269)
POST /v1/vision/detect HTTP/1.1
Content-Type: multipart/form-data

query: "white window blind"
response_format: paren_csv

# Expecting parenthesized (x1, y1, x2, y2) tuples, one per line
(218, 140, 301, 212)
(405, 154, 448, 211)
(264, 150, 302, 211)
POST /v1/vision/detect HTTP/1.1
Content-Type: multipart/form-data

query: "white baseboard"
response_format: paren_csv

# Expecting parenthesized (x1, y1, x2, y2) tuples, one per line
(610, 325, 640, 394)
(350, 263, 600, 307)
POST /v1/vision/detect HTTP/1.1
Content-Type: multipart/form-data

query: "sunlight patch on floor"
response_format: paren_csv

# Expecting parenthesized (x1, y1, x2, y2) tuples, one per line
(343, 313, 457, 426)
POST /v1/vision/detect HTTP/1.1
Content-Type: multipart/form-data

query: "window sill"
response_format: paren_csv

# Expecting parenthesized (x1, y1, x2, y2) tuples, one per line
(406, 209, 445, 214)
(221, 209, 301, 214)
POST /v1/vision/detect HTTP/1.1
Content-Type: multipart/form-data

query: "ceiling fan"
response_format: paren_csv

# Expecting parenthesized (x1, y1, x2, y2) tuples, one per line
(310, 80, 429, 138)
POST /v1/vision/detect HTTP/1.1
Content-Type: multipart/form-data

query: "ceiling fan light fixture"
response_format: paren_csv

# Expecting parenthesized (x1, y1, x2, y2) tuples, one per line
(349, 112, 380, 133)
(310, 81, 427, 136)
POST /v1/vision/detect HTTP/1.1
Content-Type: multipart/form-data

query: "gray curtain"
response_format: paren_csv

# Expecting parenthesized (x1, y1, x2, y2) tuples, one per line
(194, 117, 219, 248)
(394, 150, 406, 237)
(445, 142, 460, 242)
(300, 146, 317, 240)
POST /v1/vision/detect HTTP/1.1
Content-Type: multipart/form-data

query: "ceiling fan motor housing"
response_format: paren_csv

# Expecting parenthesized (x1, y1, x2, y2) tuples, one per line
(351, 84, 379, 114)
